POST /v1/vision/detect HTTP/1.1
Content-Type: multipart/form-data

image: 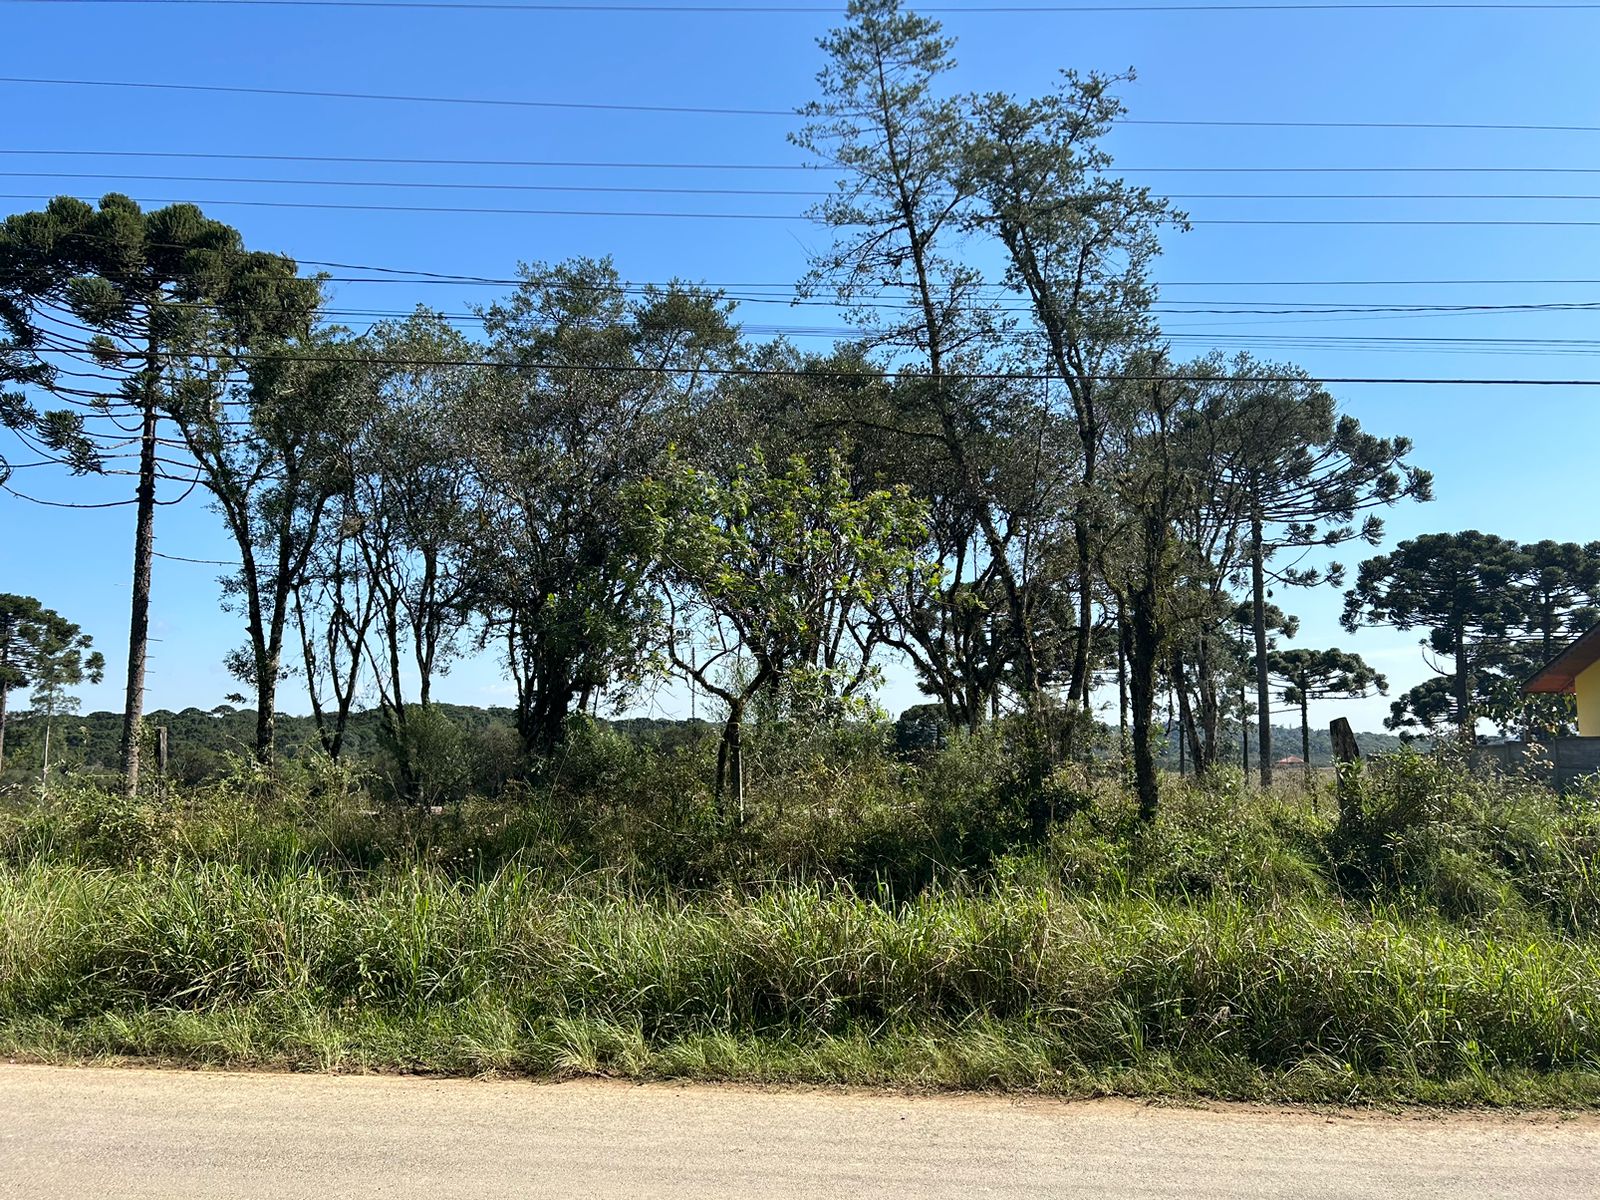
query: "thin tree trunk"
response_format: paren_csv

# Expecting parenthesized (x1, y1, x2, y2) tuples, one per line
(1301, 690, 1312, 786)
(120, 381, 159, 799)
(39, 717, 51, 802)
(254, 654, 277, 767)
(0, 685, 8, 775)
(1127, 599, 1161, 824)
(1241, 672, 1250, 777)
(716, 698, 746, 825)
(1251, 512, 1273, 788)
(1454, 623, 1474, 745)
(1117, 602, 1129, 742)
(1172, 650, 1202, 774)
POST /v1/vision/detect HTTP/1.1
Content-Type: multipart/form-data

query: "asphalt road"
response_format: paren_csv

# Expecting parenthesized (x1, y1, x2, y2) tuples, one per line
(2, 1063, 1597, 1198)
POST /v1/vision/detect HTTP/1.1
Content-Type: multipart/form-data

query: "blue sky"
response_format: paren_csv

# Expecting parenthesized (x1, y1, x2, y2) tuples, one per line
(3, 0, 1599, 734)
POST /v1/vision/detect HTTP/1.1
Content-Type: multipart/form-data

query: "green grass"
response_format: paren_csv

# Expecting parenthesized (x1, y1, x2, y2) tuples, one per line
(6, 740, 1600, 1104)
(4, 856, 1599, 1105)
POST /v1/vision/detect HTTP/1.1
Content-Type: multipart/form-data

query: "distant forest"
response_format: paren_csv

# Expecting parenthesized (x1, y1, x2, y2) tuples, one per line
(0, 703, 1415, 791)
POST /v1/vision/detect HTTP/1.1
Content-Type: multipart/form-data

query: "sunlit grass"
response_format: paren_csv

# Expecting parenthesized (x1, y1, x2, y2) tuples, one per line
(3, 856, 1599, 1104)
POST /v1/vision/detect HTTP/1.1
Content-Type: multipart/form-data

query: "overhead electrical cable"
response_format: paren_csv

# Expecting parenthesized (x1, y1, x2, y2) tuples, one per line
(8, 1, 1600, 13)
(14, 149, 1600, 175)
(4, 77, 1598, 134)
(18, 340, 1600, 384)
(18, 169, 1600, 202)
(10, 192, 1600, 225)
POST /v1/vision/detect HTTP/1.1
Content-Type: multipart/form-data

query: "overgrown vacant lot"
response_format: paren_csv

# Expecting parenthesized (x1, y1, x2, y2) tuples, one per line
(4, 733, 1600, 1106)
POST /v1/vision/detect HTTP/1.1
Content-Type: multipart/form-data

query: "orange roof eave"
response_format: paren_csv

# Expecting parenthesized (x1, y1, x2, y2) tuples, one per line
(1524, 622, 1600, 695)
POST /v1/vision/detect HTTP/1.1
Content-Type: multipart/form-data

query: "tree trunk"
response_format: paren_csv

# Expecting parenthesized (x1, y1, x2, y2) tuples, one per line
(120, 386, 159, 799)
(1172, 650, 1203, 774)
(1070, 516, 1095, 706)
(1126, 598, 1161, 824)
(1454, 623, 1474, 745)
(0, 684, 8, 775)
(1195, 634, 1220, 770)
(1241, 672, 1250, 777)
(254, 657, 277, 767)
(1116, 603, 1129, 743)
(39, 717, 51, 802)
(716, 698, 746, 825)
(1250, 512, 1273, 788)
(1301, 690, 1312, 786)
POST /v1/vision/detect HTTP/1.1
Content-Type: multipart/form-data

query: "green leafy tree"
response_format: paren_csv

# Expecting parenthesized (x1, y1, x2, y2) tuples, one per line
(637, 449, 931, 819)
(1516, 539, 1600, 659)
(474, 258, 740, 756)
(1267, 647, 1386, 781)
(0, 195, 316, 793)
(794, 1, 1067, 721)
(0, 594, 103, 777)
(29, 626, 105, 795)
(1478, 539, 1600, 739)
(957, 68, 1182, 712)
(172, 330, 365, 764)
(338, 312, 485, 790)
(1098, 356, 1229, 821)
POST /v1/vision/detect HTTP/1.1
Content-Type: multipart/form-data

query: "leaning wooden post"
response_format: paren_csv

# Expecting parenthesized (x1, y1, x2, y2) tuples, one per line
(1330, 717, 1361, 818)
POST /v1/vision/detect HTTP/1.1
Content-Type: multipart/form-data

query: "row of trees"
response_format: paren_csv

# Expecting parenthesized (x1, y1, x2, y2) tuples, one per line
(4, 0, 1575, 819)
(1347, 532, 1600, 742)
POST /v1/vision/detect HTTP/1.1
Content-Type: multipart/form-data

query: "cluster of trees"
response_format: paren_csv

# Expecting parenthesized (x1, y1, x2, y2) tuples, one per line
(7, 0, 1563, 823)
(1346, 532, 1600, 742)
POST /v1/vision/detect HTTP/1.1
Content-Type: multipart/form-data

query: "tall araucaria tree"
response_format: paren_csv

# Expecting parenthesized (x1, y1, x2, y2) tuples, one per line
(1342, 531, 1524, 744)
(0, 194, 317, 793)
(1206, 355, 1430, 786)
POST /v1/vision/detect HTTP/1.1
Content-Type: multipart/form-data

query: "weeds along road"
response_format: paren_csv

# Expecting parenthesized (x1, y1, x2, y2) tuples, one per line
(2, 1064, 1597, 1198)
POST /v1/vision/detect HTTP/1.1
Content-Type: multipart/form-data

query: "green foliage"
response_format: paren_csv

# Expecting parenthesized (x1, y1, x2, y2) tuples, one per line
(375, 706, 472, 810)
(4, 851, 1600, 1104)
(1331, 748, 1600, 932)
(1345, 532, 1600, 740)
(4, 742, 1600, 1101)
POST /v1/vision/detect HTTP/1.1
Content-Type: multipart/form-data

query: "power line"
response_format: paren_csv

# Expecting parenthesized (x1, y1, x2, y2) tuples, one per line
(116, 292, 1600, 319)
(0, 169, 831, 197)
(314, 269, 1600, 288)
(8, 1, 1599, 12)
(46, 220, 1600, 293)
(7, 77, 1600, 134)
(0, 76, 795, 116)
(13, 192, 1600, 225)
(0, 148, 824, 171)
(14, 149, 1600, 175)
(20, 169, 1600, 202)
(31, 341, 1600, 384)
(153, 549, 241, 566)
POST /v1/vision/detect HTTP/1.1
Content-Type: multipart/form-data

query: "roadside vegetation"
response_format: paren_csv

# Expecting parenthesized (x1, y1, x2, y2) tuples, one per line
(4, 729, 1599, 1106)
(5, 1, 1599, 1108)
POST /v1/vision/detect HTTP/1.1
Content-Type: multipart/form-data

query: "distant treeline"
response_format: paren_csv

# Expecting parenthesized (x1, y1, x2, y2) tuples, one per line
(0, 701, 1412, 790)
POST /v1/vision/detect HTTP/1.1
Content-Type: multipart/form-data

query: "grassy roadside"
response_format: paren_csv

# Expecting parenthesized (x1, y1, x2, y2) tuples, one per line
(5, 858, 1599, 1106)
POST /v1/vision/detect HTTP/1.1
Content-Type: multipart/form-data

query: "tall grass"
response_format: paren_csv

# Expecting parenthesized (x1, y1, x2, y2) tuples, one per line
(5, 740, 1600, 1102)
(3, 857, 1599, 1103)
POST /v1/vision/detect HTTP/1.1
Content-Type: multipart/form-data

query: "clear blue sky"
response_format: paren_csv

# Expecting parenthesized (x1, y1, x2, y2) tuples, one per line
(3, 0, 1599, 733)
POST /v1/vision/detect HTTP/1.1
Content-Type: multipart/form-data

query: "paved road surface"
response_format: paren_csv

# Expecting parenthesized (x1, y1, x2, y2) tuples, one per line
(2, 1063, 1597, 1198)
